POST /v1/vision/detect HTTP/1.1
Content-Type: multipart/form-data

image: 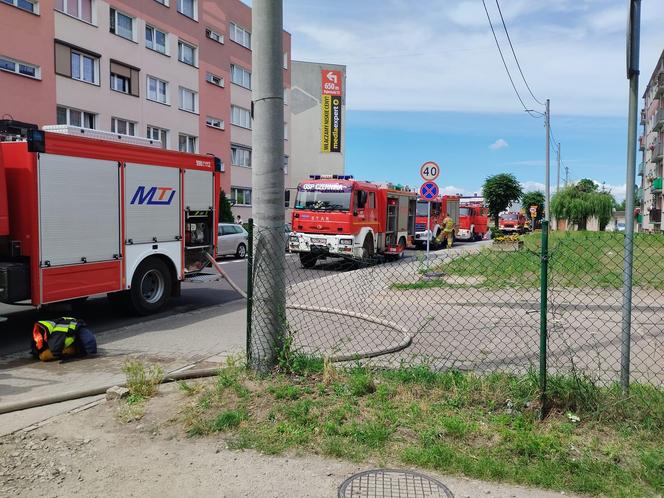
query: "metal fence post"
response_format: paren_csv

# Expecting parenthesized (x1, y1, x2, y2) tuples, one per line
(246, 218, 254, 367)
(539, 220, 549, 418)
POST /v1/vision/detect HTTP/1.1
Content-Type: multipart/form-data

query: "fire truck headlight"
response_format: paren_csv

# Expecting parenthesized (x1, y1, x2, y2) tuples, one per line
(339, 238, 353, 246)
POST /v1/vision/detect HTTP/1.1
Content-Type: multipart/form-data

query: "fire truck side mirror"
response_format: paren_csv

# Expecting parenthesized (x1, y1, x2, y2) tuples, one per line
(213, 157, 223, 172)
(284, 190, 291, 207)
(27, 129, 46, 153)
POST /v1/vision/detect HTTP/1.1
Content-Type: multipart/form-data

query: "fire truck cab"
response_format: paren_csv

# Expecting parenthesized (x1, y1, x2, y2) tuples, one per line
(289, 176, 416, 268)
(0, 122, 222, 315)
(457, 203, 489, 241)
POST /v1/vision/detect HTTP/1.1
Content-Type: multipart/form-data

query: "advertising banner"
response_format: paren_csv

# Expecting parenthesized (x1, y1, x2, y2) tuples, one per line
(321, 70, 342, 153)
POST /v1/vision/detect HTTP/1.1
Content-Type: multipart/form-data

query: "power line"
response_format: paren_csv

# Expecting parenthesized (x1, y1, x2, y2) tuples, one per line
(494, 0, 545, 106)
(481, 0, 541, 119)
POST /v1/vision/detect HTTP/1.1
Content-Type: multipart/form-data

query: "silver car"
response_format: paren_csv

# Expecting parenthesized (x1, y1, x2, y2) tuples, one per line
(217, 223, 248, 258)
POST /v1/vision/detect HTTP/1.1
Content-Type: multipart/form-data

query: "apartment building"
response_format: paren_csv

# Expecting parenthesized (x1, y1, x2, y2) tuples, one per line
(287, 60, 346, 216)
(0, 0, 293, 210)
(638, 49, 664, 232)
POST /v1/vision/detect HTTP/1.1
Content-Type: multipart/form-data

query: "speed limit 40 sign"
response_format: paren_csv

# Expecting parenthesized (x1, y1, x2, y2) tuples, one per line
(420, 161, 440, 182)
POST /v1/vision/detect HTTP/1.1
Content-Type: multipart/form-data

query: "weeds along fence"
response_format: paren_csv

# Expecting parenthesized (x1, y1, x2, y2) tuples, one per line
(246, 222, 664, 392)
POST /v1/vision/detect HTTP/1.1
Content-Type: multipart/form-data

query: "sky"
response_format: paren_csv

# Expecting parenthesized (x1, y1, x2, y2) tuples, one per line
(279, 0, 664, 199)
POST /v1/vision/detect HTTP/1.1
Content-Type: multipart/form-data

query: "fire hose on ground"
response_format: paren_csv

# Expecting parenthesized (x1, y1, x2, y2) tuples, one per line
(0, 255, 414, 417)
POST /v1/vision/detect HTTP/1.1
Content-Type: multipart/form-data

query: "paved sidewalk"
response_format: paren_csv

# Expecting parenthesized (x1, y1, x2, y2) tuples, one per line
(0, 300, 246, 435)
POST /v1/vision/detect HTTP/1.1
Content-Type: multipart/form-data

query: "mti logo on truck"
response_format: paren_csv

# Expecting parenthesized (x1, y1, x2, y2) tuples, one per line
(130, 186, 176, 205)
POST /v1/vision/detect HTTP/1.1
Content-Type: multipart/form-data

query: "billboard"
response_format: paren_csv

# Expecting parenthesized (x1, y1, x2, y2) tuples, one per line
(321, 70, 342, 153)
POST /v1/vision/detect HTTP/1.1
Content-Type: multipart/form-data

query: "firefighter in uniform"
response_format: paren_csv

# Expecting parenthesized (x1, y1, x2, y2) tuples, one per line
(438, 213, 455, 249)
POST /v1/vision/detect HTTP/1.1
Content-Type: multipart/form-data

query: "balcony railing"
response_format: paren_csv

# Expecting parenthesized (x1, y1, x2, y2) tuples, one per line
(655, 143, 664, 161)
(650, 208, 661, 223)
(652, 177, 663, 192)
(657, 73, 664, 98)
(638, 161, 645, 176)
(641, 109, 646, 125)
(637, 187, 644, 202)
(655, 109, 664, 131)
(639, 135, 646, 151)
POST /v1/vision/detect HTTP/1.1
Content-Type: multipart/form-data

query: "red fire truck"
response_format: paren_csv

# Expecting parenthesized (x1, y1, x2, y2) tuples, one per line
(456, 203, 489, 241)
(0, 122, 222, 315)
(413, 196, 460, 248)
(499, 212, 527, 234)
(289, 176, 416, 267)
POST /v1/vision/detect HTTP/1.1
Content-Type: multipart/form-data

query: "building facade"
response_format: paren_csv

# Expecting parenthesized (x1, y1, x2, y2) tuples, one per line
(0, 0, 293, 211)
(638, 49, 664, 232)
(286, 60, 346, 216)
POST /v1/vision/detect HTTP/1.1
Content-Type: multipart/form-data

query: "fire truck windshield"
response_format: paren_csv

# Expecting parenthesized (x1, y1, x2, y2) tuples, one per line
(459, 207, 472, 216)
(416, 202, 430, 216)
(294, 190, 351, 211)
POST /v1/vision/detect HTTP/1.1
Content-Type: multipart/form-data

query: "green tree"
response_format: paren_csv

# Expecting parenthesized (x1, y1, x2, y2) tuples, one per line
(219, 190, 234, 223)
(576, 178, 598, 193)
(521, 191, 545, 228)
(482, 173, 523, 228)
(551, 182, 615, 231)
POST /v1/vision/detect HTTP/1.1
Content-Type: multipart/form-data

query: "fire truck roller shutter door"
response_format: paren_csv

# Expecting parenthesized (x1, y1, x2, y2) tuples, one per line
(38, 154, 120, 266)
(184, 170, 214, 211)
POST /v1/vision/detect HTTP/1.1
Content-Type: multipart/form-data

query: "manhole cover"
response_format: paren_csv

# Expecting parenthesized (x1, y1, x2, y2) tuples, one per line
(338, 469, 454, 498)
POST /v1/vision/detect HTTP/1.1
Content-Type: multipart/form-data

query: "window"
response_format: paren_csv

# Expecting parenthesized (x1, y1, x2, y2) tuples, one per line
(231, 145, 251, 167)
(147, 76, 168, 104)
(178, 133, 197, 153)
(2, 0, 38, 14)
(283, 52, 288, 69)
(206, 28, 224, 44)
(205, 72, 224, 87)
(231, 187, 252, 206)
(284, 122, 288, 140)
(284, 155, 289, 174)
(231, 105, 251, 129)
(177, 40, 197, 66)
(153, 0, 168, 5)
(70, 50, 98, 84)
(110, 8, 134, 41)
(56, 105, 95, 129)
(177, 0, 196, 19)
(229, 22, 251, 49)
(283, 88, 288, 106)
(111, 117, 136, 136)
(145, 25, 168, 55)
(230, 64, 251, 89)
(206, 116, 224, 130)
(110, 60, 139, 96)
(110, 73, 128, 93)
(55, 0, 92, 23)
(178, 87, 197, 113)
(0, 56, 40, 79)
(147, 125, 168, 148)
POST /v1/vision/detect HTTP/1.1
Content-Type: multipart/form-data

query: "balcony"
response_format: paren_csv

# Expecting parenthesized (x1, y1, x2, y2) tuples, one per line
(655, 143, 664, 161)
(640, 109, 646, 125)
(638, 161, 645, 176)
(639, 135, 646, 151)
(656, 73, 664, 98)
(650, 208, 661, 224)
(655, 109, 664, 131)
(652, 177, 663, 193)
(637, 187, 644, 203)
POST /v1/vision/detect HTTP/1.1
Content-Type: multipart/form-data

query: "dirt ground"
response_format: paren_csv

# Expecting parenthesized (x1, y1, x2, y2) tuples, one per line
(0, 383, 579, 498)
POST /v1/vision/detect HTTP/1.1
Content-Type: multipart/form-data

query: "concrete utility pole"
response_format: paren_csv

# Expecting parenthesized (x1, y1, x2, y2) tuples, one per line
(556, 143, 561, 194)
(250, 0, 285, 372)
(565, 166, 569, 186)
(545, 99, 551, 221)
(620, 0, 641, 393)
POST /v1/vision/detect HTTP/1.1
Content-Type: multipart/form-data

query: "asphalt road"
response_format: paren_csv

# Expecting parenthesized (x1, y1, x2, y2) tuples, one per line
(0, 241, 485, 357)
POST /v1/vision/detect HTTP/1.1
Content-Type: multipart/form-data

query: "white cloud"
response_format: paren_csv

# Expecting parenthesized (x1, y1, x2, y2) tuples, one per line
(287, 0, 663, 116)
(489, 138, 509, 150)
(521, 181, 546, 192)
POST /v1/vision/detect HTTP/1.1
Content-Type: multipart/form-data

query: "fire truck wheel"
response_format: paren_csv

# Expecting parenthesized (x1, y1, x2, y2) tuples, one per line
(129, 258, 172, 315)
(299, 253, 318, 269)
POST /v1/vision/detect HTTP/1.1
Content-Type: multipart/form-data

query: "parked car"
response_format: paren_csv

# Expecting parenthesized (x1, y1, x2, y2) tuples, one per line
(217, 223, 248, 258)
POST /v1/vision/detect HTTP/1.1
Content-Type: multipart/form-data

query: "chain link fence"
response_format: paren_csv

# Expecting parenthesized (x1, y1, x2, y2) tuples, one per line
(247, 222, 663, 392)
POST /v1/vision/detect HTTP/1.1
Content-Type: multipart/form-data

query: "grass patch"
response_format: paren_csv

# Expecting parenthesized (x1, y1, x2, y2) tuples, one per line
(181, 364, 664, 497)
(122, 360, 164, 398)
(394, 231, 664, 290)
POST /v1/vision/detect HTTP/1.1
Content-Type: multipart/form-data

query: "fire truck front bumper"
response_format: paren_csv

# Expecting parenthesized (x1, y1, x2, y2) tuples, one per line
(288, 233, 359, 257)
(456, 229, 473, 240)
(414, 230, 433, 243)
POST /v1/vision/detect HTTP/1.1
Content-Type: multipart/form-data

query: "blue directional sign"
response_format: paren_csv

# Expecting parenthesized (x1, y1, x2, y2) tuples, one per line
(419, 181, 439, 200)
